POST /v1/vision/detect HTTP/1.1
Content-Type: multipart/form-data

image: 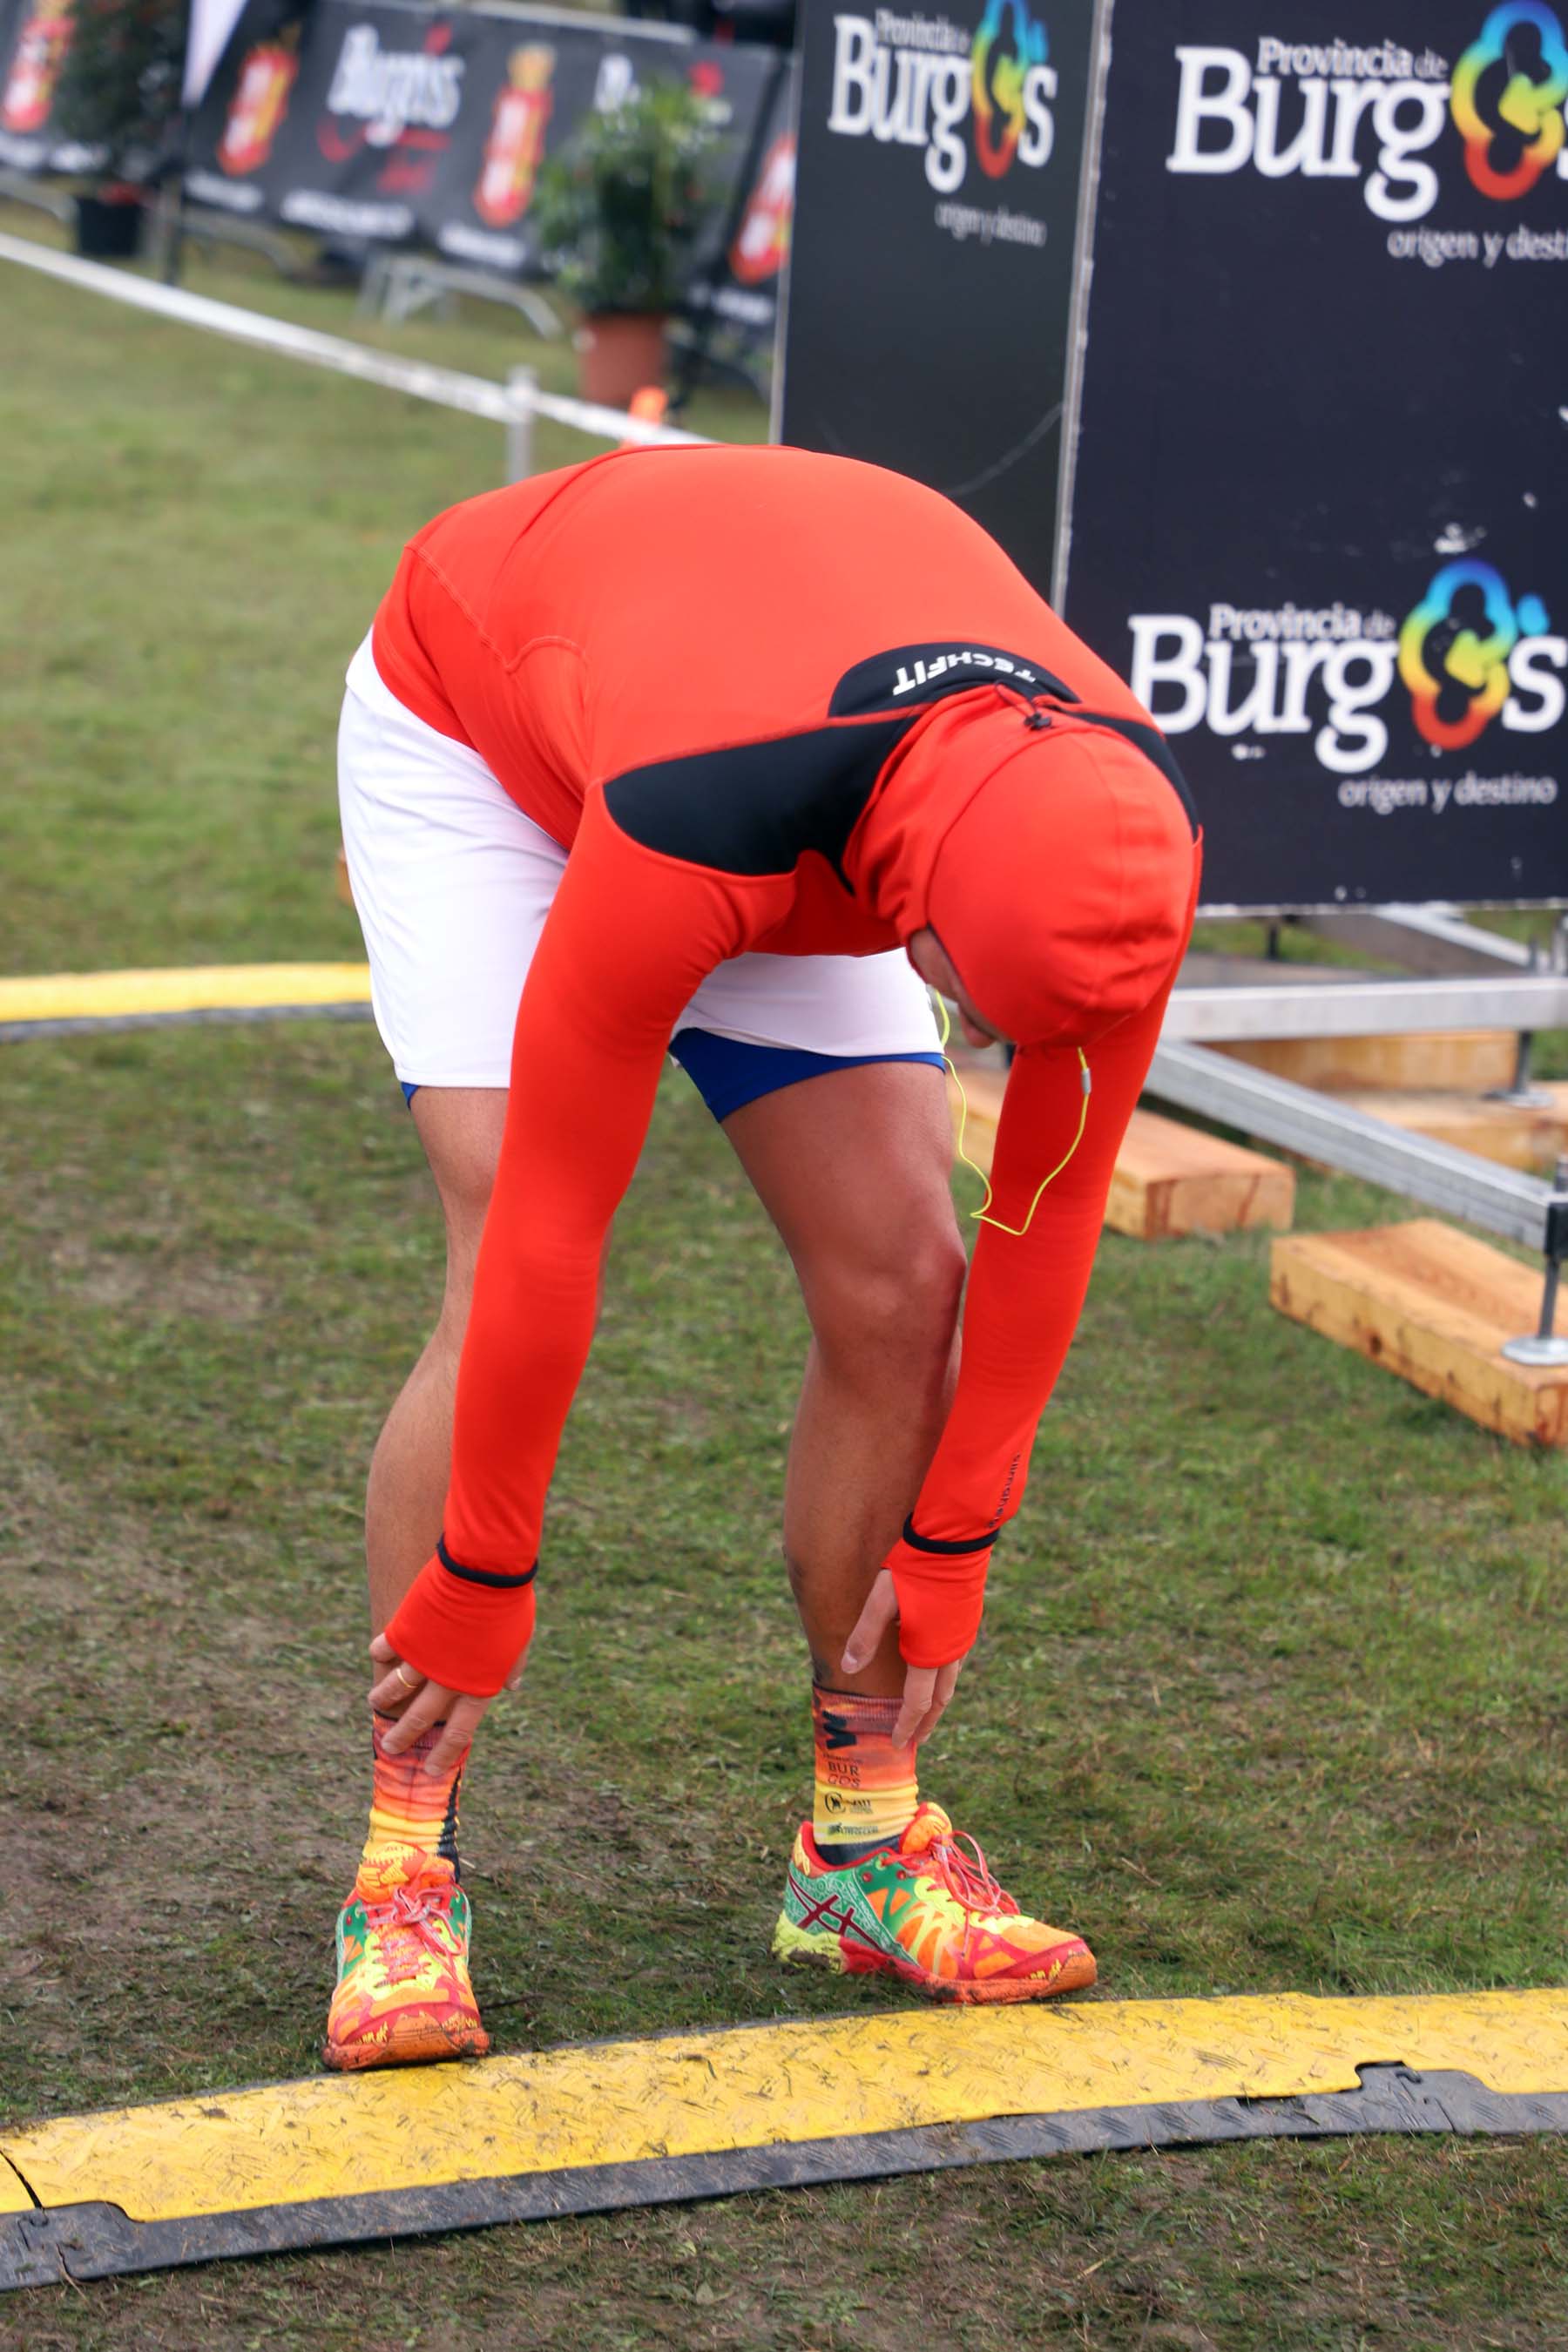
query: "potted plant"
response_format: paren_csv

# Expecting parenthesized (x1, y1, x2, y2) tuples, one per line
(51, 0, 185, 260)
(532, 77, 721, 410)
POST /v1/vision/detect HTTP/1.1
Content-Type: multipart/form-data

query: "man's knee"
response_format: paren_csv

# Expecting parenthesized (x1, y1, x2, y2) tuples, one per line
(807, 1221, 966, 1379)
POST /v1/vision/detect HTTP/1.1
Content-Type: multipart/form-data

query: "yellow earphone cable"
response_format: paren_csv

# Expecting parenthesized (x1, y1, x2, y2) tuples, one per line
(934, 993, 1092, 1238)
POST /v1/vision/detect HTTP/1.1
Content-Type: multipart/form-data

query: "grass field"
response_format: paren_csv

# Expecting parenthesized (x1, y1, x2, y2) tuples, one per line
(3, 213, 1568, 2349)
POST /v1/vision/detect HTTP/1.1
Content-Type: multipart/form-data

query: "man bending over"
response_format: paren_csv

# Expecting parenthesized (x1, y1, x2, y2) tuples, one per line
(327, 444, 1200, 2068)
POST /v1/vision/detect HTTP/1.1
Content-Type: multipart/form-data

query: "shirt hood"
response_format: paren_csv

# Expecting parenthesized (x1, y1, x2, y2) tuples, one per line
(843, 690, 1200, 1048)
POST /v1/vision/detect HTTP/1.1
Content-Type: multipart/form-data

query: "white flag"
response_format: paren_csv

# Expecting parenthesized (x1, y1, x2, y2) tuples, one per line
(182, 0, 251, 109)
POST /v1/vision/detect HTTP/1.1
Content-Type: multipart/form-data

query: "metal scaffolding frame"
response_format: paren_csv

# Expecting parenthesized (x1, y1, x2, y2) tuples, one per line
(1296, 904, 1546, 976)
(1164, 974, 1568, 1045)
(1155, 909, 1568, 1365)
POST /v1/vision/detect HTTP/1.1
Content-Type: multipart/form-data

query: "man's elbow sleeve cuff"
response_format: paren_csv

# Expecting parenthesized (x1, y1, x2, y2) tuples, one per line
(384, 1543, 537, 1698)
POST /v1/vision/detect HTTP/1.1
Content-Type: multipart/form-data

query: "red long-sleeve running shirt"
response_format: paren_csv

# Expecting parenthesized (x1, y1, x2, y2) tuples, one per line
(375, 447, 1201, 1694)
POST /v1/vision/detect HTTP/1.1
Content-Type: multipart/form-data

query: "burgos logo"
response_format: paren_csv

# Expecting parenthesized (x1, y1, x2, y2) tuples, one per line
(828, 3, 1057, 193)
(1399, 560, 1552, 750)
(971, 0, 1047, 176)
(322, 24, 464, 152)
(1129, 572, 1564, 774)
(1166, 9, 1568, 221)
(1451, 3, 1568, 197)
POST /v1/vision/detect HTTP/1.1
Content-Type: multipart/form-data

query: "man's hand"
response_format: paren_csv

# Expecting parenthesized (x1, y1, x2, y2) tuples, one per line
(840, 1569, 967, 1747)
(368, 1631, 524, 1774)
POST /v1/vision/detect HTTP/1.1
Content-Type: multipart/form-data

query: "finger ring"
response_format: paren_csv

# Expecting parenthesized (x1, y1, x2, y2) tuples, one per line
(394, 1663, 417, 1690)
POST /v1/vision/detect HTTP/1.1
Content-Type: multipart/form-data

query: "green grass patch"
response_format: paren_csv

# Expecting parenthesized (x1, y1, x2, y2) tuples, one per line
(0, 213, 760, 979)
(3, 218, 1567, 2347)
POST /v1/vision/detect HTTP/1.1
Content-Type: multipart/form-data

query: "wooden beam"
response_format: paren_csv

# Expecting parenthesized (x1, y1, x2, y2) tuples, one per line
(949, 1070, 1294, 1240)
(1333, 1084, 1568, 1173)
(1216, 1031, 1518, 1092)
(1270, 1220, 1568, 1447)
(1108, 1111, 1295, 1239)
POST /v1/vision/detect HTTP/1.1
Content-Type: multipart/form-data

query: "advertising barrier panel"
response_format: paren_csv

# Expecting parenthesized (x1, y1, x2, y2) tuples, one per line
(186, 0, 780, 283)
(683, 47, 794, 368)
(0, 0, 790, 364)
(779, 0, 1566, 909)
(1060, 2, 1567, 908)
(0, 0, 103, 172)
(779, 0, 1098, 584)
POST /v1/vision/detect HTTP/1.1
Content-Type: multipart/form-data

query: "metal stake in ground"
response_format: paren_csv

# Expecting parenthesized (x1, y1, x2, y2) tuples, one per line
(1503, 1153, 1568, 1369)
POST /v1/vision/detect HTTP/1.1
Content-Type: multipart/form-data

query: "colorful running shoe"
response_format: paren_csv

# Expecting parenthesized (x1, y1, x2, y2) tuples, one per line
(323, 1846, 490, 2071)
(772, 1801, 1096, 2004)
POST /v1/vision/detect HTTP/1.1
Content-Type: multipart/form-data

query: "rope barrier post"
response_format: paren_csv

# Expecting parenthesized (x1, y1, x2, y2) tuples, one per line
(161, 106, 192, 287)
(505, 365, 538, 483)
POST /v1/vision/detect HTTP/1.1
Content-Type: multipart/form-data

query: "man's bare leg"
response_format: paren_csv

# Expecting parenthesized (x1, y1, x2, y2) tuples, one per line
(364, 1086, 508, 1632)
(325, 1086, 509, 2072)
(722, 1060, 966, 1698)
(727, 1060, 1098, 1997)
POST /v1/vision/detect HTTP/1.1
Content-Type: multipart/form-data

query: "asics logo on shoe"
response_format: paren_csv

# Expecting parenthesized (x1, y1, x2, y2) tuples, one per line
(786, 1869, 851, 1937)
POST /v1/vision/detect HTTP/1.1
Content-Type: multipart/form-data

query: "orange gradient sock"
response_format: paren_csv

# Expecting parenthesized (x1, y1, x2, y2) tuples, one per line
(356, 1712, 469, 1897)
(812, 1686, 919, 1862)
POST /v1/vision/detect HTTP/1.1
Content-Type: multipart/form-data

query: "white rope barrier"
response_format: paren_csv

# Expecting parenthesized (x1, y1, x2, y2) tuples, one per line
(0, 230, 709, 459)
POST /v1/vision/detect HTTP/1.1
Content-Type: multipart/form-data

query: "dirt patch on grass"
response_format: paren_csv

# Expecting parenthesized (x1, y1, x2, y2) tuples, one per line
(45, 1238, 269, 1325)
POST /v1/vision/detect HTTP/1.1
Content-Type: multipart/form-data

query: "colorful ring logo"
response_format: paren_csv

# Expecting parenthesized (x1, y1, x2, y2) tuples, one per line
(1398, 561, 1548, 750)
(1451, 2, 1568, 199)
(970, 0, 1047, 180)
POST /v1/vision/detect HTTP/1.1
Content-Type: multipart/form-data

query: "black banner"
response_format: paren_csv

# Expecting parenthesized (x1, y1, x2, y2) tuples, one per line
(186, 0, 781, 280)
(0, 0, 104, 172)
(1062, 1, 1567, 908)
(682, 47, 794, 362)
(778, 0, 1097, 580)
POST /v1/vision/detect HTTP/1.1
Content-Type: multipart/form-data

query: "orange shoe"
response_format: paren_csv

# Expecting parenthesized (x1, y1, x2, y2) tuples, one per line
(772, 1801, 1096, 2004)
(323, 1846, 490, 2071)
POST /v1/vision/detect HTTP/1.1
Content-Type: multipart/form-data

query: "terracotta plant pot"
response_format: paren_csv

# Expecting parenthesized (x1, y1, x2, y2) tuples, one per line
(577, 312, 668, 411)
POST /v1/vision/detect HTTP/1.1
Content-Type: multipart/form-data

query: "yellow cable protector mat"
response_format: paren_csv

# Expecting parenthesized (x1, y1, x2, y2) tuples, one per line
(0, 965, 372, 1022)
(5, 1990, 1566, 2225)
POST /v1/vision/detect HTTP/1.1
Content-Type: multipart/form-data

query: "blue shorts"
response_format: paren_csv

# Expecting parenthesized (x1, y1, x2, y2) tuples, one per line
(400, 1031, 944, 1123)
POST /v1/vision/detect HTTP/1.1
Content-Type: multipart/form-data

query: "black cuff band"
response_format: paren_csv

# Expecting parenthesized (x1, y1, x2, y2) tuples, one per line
(900, 1516, 1002, 1558)
(436, 1535, 538, 1590)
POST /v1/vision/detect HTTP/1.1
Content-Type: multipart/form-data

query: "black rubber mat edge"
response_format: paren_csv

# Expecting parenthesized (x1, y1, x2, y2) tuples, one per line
(4, 2067, 1567, 2292)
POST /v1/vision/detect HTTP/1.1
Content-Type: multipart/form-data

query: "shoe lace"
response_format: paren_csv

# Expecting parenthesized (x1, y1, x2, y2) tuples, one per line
(364, 1882, 455, 1985)
(925, 1829, 1018, 1920)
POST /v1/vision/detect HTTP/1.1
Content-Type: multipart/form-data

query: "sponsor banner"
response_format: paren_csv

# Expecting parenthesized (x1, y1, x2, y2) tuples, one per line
(0, 0, 104, 172)
(185, 0, 307, 214)
(186, 0, 775, 280)
(779, 0, 1098, 575)
(684, 50, 796, 353)
(1063, 0, 1567, 907)
(0, 0, 18, 125)
(190, 0, 568, 249)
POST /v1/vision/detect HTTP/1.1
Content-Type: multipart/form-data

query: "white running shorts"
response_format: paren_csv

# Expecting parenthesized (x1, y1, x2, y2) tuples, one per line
(336, 634, 942, 1096)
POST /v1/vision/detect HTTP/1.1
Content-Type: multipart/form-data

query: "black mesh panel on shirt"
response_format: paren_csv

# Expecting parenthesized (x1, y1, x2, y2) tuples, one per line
(603, 717, 910, 880)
